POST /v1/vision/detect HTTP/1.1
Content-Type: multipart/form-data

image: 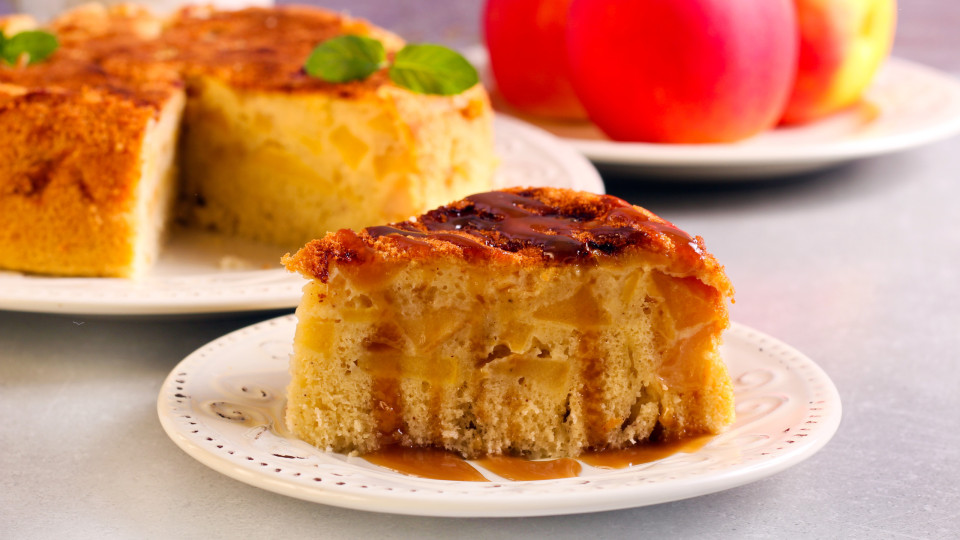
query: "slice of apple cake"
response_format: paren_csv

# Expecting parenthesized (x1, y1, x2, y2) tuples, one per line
(283, 187, 735, 459)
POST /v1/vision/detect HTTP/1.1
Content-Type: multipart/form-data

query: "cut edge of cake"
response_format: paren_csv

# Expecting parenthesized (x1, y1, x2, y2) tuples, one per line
(0, 83, 185, 278)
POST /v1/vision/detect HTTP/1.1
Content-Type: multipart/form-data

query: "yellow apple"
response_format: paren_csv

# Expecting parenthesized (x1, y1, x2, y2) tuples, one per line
(780, 0, 897, 125)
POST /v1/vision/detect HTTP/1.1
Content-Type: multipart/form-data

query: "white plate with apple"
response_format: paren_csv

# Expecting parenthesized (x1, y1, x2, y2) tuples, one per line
(473, 0, 960, 179)
(471, 49, 960, 179)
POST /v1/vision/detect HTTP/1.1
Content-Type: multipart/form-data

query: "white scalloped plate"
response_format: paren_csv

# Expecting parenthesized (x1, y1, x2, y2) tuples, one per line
(0, 115, 602, 316)
(470, 49, 960, 179)
(157, 316, 841, 517)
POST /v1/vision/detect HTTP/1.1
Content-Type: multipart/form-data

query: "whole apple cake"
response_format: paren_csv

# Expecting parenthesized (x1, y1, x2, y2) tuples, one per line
(0, 4, 494, 277)
(283, 187, 735, 459)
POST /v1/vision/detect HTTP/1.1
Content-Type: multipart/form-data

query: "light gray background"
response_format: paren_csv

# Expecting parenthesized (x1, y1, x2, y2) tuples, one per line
(2, 1, 958, 538)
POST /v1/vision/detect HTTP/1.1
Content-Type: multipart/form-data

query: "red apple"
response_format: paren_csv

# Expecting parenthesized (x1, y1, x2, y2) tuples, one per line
(483, 0, 587, 120)
(781, 0, 896, 125)
(566, 0, 798, 143)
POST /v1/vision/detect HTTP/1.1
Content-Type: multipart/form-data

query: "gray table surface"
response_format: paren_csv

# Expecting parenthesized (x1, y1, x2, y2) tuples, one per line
(2, 1, 959, 538)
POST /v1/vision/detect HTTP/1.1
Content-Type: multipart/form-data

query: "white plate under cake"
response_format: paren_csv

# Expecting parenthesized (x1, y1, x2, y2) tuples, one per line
(157, 315, 841, 517)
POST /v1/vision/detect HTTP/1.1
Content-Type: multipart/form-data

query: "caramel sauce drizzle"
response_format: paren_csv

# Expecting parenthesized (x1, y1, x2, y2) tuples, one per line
(429, 384, 443, 442)
(371, 378, 404, 443)
(365, 226, 488, 256)
(577, 332, 608, 448)
(366, 342, 404, 443)
(365, 190, 703, 264)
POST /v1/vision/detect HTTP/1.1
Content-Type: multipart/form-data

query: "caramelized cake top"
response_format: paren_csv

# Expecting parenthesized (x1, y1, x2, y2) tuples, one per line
(1, 6, 180, 111)
(285, 187, 733, 295)
(155, 6, 403, 95)
(0, 56, 181, 112)
(0, 3, 473, 205)
(1, 5, 422, 105)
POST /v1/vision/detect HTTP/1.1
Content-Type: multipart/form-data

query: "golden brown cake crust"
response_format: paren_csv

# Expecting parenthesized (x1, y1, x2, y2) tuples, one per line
(0, 4, 493, 277)
(2, 5, 416, 102)
(0, 58, 181, 112)
(155, 6, 401, 95)
(285, 187, 733, 296)
(1, 4, 180, 101)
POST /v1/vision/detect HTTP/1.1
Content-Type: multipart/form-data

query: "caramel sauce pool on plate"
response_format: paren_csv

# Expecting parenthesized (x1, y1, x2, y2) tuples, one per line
(361, 435, 714, 482)
(362, 447, 488, 482)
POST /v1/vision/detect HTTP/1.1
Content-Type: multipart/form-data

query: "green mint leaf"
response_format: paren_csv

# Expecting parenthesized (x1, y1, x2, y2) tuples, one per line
(2, 30, 58, 66)
(304, 35, 385, 83)
(388, 44, 478, 96)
